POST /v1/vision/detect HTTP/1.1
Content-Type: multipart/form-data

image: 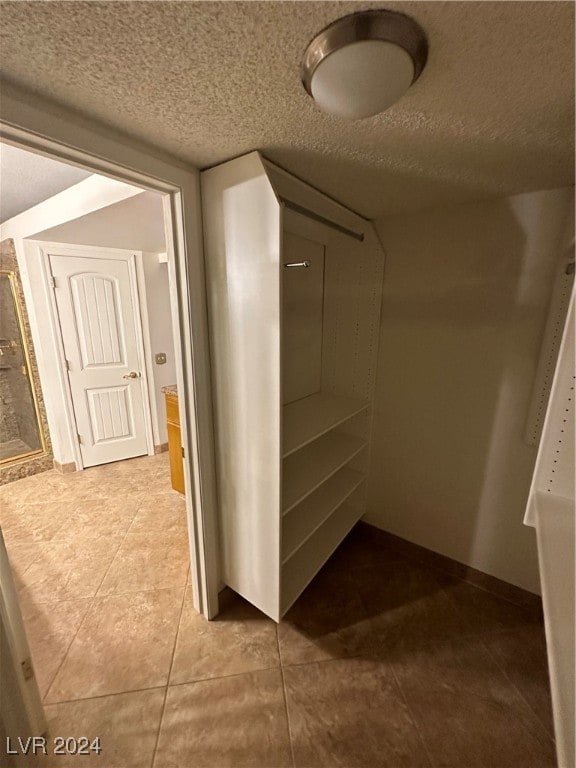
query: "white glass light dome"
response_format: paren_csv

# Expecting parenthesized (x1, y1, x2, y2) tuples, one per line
(301, 10, 428, 120)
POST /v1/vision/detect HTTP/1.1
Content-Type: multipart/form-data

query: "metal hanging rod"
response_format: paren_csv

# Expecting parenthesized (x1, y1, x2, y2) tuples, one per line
(280, 198, 364, 242)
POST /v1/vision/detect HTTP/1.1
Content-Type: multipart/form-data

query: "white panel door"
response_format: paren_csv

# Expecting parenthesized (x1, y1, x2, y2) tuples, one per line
(49, 251, 149, 467)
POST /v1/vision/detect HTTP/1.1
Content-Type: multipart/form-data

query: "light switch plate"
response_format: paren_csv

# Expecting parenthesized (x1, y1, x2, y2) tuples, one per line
(155, 352, 167, 365)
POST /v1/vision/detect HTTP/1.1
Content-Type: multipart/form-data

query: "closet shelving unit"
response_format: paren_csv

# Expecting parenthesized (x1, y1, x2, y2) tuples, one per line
(202, 152, 384, 621)
(524, 283, 574, 768)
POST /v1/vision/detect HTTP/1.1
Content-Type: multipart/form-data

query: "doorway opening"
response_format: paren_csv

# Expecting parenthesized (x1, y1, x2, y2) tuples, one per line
(0, 86, 221, 748)
(0, 144, 185, 473)
(0, 141, 203, 697)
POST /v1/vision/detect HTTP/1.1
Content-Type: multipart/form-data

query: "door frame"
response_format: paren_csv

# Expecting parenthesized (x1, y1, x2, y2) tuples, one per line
(0, 528, 46, 743)
(40, 243, 156, 469)
(0, 80, 221, 621)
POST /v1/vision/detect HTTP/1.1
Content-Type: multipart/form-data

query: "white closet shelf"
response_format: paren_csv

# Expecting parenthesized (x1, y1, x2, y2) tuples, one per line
(282, 467, 365, 562)
(281, 495, 363, 615)
(282, 393, 368, 457)
(282, 431, 366, 513)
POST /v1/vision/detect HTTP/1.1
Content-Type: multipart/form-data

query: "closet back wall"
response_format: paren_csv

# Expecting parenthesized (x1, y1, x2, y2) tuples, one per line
(365, 187, 574, 594)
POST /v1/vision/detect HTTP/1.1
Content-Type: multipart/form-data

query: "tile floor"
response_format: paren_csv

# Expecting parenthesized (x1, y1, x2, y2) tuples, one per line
(1, 455, 556, 768)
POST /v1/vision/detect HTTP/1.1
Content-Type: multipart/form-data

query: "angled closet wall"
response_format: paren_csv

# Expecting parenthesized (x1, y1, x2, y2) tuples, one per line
(202, 152, 384, 621)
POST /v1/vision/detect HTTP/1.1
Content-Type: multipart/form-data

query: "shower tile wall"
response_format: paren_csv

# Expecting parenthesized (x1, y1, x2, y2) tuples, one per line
(0, 238, 53, 484)
(0, 274, 39, 450)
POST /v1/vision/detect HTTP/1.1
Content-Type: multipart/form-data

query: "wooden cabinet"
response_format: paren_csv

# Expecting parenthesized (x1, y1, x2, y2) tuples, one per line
(163, 388, 185, 495)
(202, 152, 384, 621)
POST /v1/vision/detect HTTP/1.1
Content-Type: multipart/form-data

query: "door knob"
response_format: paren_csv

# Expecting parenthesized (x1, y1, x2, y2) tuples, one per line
(123, 371, 141, 379)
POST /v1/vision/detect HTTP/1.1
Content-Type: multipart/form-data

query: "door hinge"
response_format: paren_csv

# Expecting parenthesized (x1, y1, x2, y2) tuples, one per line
(65, 359, 71, 372)
(50, 275, 57, 289)
(77, 433, 82, 445)
(181, 446, 185, 458)
(21, 657, 35, 681)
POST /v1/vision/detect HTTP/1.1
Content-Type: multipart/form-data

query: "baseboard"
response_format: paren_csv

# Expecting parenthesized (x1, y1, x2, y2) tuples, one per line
(359, 522, 543, 614)
(154, 443, 169, 454)
(53, 459, 77, 474)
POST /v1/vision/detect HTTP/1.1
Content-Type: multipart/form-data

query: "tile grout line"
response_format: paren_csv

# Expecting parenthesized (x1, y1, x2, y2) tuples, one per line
(434, 577, 543, 646)
(478, 631, 557, 745)
(276, 625, 296, 768)
(27, 470, 156, 704)
(150, 578, 189, 768)
(43, 683, 168, 708)
(91, 521, 135, 599)
(165, 662, 281, 690)
(279, 650, 365, 673)
(389, 665, 438, 768)
(41, 594, 98, 707)
(41, 512, 137, 703)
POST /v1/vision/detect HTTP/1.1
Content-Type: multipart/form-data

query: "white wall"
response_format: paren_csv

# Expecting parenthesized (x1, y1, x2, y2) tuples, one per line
(140, 251, 176, 445)
(33, 191, 175, 449)
(36, 191, 166, 252)
(365, 187, 575, 594)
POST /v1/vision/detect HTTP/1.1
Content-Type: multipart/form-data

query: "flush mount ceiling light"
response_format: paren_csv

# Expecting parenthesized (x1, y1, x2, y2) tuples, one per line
(301, 9, 428, 120)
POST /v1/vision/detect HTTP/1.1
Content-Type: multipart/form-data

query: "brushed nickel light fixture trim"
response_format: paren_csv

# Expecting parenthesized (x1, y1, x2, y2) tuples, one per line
(301, 9, 428, 119)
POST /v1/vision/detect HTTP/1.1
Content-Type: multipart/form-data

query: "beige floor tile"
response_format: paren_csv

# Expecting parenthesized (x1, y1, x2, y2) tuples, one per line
(2, 472, 97, 504)
(128, 493, 187, 536)
(52, 497, 142, 542)
(18, 537, 124, 603)
(170, 588, 279, 685)
(45, 588, 184, 702)
(20, 598, 92, 699)
(0, 471, 40, 491)
(0, 494, 30, 524)
(5, 539, 44, 586)
(42, 688, 165, 767)
(150, 471, 178, 494)
(97, 533, 189, 596)
(3, 459, 555, 768)
(1, 502, 77, 544)
(284, 657, 430, 768)
(74, 477, 149, 502)
(154, 670, 291, 768)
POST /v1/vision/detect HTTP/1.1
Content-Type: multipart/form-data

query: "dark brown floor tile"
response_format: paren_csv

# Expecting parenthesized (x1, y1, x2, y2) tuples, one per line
(327, 522, 409, 572)
(283, 657, 431, 768)
(361, 527, 543, 613)
(393, 635, 556, 768)
(482, 625, 555, 736)
(170, 587, 279, 684)
(154, 669, 292, 768)
(352, 561, 471, 658)
(41, 688, 165, 767)
(278, 562, 373, 666)
(441, 579, 543, 637)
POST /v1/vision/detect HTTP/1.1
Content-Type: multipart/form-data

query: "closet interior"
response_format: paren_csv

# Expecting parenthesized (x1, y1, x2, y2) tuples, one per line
(202, 152, 384, 621)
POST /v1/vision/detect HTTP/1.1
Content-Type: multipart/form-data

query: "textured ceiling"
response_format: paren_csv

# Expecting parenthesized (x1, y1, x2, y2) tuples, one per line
(0, 143, 91, 223)
(0, 1, 573, 218)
